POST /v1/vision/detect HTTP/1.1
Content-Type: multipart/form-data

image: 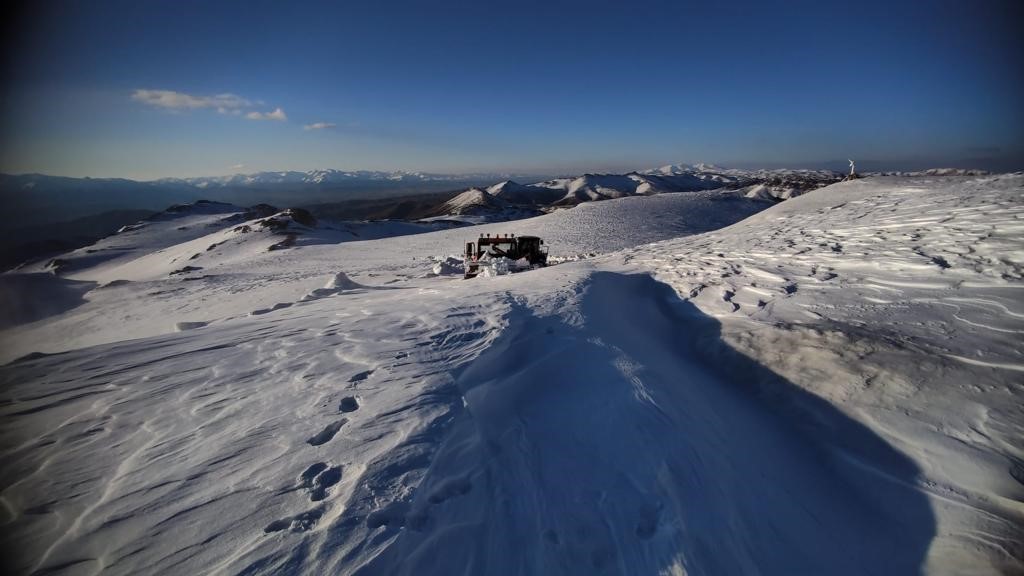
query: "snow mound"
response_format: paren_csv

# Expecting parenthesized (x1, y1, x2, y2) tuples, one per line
(302, 272, 369, 300)
(325, 271, 363, 290)
(430, 256, 464, 276)
(475, 255, 534, 277)
(479, 256, 512, 276)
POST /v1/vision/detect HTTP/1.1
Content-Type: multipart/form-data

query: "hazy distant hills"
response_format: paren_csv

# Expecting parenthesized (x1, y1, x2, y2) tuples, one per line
(157, 169, 519, 188)
(0, 169, 534, 269)
(0, 170, 543, 229)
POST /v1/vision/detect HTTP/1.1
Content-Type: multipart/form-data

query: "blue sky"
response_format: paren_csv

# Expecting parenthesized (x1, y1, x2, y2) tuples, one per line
(1, 0, 1021, 179)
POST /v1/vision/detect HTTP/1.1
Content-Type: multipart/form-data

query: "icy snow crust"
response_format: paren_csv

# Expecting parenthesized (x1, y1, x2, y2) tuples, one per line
(0, 175, 1022, 575)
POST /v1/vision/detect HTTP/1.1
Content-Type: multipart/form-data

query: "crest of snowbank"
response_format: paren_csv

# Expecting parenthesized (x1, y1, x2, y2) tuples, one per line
(325, 272, 363, 290)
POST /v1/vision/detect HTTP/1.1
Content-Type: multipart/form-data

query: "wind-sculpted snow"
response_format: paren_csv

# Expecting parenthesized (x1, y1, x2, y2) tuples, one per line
(615, 174, 1024, 573)
(0, 279, 511, 575)
(357, 273, 934, 575)
(0, 174, 1021, 575)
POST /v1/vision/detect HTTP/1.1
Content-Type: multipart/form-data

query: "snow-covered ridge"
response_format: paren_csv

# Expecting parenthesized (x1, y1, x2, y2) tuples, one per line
(16, 200, 451, 281)
(406, 163, 995, 225)
(0, 174, 1021, 574)
(424, 164, 846, 221)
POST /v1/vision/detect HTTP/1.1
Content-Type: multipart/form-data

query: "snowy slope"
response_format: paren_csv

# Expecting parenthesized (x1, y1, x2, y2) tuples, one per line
(21, 200, 256, 277)
(417, 187, 546, 224)
(433, 188, 508, 215)
(0, 175, 1021, 575)
(615, 174, 1024, 574)
(486, 180, 565, 205)
(0, 189, 768, 362)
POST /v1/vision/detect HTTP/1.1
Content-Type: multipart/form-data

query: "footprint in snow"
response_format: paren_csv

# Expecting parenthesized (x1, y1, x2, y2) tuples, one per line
(348, 369, 374, 383)
(307, 419, 347, 446)
(635, 502, 663, 540)
(426, 476, 472, 505)
(291, 462, 343, 502)
(339, 396, 360, 412)
(175, 321, 208, 331)
(250, 302, 293, 316)
(299, 462, 328, 488)
(264, 507, 325, 534)
(309, 466, 343, 502)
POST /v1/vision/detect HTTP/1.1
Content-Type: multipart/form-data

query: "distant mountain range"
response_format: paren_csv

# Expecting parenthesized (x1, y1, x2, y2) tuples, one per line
(2, 163, 991, 231)
(0, 169, 544, 229)
(418, 164, 855, 223)
(152, 169, 525, 188)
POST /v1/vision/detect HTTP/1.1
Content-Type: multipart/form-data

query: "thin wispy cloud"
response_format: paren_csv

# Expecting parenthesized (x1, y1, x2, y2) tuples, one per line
(246, 107, 287, 121)
(304, 122, 337, 131)
(131, 89, 252, 111)
(132, 89, 286, 121)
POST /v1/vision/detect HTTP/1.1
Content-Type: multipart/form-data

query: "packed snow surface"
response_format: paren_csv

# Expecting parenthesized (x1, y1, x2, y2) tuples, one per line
(0, 175, 1022, 575)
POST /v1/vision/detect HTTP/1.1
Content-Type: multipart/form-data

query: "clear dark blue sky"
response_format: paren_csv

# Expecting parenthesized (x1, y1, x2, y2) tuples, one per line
(1, 0, 1021, 178)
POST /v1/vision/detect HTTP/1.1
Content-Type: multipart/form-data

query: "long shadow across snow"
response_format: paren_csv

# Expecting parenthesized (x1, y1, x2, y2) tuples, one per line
(0, 273, 96, 330)
(351, 272, 935, 576)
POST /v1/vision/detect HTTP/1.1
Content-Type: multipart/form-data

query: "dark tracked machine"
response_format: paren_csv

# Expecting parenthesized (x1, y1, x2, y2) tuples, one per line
(464, 233, 548, 278)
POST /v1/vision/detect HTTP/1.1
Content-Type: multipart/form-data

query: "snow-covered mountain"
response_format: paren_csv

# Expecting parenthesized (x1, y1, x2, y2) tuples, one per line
(156, 169, 522, 189)
(1, 173, 1021, 575)
(486, 180, 565, 205)
(417, 187, 548, 225)
(435, 188, 509, 215)
(424, 164, 844, 220)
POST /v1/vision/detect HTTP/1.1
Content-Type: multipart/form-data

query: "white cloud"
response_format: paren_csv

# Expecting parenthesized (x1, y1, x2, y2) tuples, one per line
(229, 163, 246, 170)
(246, 107, 288, 121)
(131, 89, 252, 111)
(132, 89, 286, 122)
(303, 122, 337, 131)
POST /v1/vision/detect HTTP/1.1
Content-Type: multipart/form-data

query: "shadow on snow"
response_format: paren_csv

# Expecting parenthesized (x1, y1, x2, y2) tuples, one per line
(329, 272, 935, 575)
